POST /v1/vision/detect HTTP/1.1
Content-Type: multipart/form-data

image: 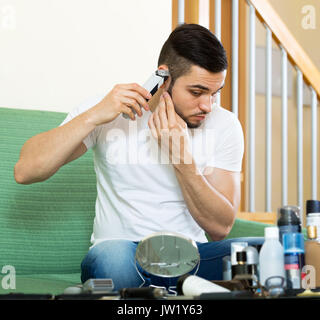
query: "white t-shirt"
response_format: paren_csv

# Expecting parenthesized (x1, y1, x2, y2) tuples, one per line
(60, 95, 244, 246)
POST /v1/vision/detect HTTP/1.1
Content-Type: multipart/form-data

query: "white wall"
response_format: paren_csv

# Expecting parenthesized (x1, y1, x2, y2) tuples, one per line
(0, 0, 172, 113)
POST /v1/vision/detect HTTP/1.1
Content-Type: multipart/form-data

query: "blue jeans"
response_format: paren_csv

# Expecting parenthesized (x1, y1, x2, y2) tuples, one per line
(80, 237, 264, 291)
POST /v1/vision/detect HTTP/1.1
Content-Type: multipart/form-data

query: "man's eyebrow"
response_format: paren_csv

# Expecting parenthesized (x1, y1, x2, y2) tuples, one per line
(187, 84, 225, 93)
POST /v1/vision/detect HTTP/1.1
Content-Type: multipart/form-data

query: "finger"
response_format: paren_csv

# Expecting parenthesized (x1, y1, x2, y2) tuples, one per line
(121, 97, 143, 117)
(122, 83, 152, 102)
(163, 91, 176, 127)
(175, 112, 187, 128)
(148, 113, 158, 139)
(163, 91, 186, 128)
(121, 105, 136, 121)
(158, 94, 168, 129)
(124, 90, 150, 112)
(153, 109, 162, 137)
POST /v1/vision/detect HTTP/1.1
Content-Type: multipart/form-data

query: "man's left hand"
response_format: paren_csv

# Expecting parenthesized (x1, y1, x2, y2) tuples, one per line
(147, 91, 192, 165)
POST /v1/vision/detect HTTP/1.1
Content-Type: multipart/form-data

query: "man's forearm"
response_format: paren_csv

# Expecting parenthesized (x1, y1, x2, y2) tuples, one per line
(14, 110, 96, 184)
(173, 161, 236, 240)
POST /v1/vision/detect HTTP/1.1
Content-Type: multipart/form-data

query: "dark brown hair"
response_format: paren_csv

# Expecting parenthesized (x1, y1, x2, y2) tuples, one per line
(158, 23, 228, 86)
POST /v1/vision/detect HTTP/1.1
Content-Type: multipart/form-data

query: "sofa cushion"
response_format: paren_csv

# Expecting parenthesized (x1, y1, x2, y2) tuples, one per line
(0, 107, 96, 275)
(0, 273, 81, 295)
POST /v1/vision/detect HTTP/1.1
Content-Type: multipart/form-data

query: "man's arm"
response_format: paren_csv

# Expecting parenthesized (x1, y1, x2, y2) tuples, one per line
(173, 164, 240, 241)
(148, 91, 241, 240)
(14, 112, 94, 184)
(14, 83, 152, 185)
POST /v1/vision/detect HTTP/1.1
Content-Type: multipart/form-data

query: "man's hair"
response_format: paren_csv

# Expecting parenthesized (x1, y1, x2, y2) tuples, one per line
(158, 24, 228, 85)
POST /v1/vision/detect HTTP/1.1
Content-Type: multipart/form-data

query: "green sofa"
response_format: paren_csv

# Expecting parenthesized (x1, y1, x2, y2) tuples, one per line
(0, 107, 271, 295)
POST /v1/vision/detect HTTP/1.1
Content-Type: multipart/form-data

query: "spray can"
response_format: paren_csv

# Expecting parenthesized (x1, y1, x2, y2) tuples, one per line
(244, 246, 259, 286)
(306, 200, 320, 242)
(277, 206, 301, 244)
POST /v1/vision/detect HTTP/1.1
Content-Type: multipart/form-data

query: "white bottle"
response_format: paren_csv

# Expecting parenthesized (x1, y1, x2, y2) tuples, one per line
(177, 275, 230, 296)
(259, 227, 286, 288)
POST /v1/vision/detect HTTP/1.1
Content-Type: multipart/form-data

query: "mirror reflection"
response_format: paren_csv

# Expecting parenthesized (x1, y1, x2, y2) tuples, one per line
(135, 231, 200, 278)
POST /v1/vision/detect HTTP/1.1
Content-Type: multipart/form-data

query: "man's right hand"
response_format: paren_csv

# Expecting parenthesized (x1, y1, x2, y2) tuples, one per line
(14, 83, 151, 185)
(87, 83, 152, 126)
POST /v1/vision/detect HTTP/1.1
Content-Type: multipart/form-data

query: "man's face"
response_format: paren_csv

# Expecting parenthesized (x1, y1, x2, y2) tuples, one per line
(168, 65, 226, 128)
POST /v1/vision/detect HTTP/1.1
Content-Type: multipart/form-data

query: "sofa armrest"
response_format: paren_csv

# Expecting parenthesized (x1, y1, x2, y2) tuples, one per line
(225, 218, 272, 239)
(224, 218, 307, 240)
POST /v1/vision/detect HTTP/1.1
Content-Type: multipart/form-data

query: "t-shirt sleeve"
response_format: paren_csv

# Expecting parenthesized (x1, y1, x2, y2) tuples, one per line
(206, 116, 244, 172)
(59, 94, 104, 150)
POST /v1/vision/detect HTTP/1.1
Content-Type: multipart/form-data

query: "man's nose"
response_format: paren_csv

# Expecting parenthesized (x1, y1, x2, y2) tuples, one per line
(199, 97, 213, 114)
(199, 95, 214, 113)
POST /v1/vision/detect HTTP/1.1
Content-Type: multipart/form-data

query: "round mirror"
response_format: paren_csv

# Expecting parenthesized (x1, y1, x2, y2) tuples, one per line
(135, 231, 200, 278)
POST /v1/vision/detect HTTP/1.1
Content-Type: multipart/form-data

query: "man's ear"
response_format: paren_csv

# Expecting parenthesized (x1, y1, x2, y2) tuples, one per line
(161, 77, 171, 91)
(157, 64, 171, 90)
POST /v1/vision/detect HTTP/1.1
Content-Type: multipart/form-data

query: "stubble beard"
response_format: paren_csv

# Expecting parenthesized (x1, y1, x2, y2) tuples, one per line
(167, 82, 202, 129)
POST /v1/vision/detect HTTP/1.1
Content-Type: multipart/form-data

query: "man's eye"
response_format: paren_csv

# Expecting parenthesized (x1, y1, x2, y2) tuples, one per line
(191, 91, 202, 96)
(212, 90, 220, 97)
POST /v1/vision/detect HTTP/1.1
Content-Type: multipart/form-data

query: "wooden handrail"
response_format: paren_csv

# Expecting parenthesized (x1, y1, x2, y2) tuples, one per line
(250, 0, 320, 100)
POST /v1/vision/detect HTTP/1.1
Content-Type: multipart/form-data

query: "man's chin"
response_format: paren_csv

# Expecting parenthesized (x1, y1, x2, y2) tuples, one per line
(187, 122, 201, 129)
(176, 111, 202, 129)
(186, 117, 204, 129)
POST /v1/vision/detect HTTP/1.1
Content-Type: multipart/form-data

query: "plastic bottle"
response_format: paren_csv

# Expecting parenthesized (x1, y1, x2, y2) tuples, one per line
(222, 256, 232, 281)
(259, 226, 286, 288)
(305, 225, 320, 287)
(230, 242, 248, 266)
(282, 232, 305, 289)
(277, 206, 301, 244)
(231, 251, 248, 279)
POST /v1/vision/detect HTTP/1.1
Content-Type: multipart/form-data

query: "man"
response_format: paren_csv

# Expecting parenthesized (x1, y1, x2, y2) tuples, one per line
(14, 24, 263, 290)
